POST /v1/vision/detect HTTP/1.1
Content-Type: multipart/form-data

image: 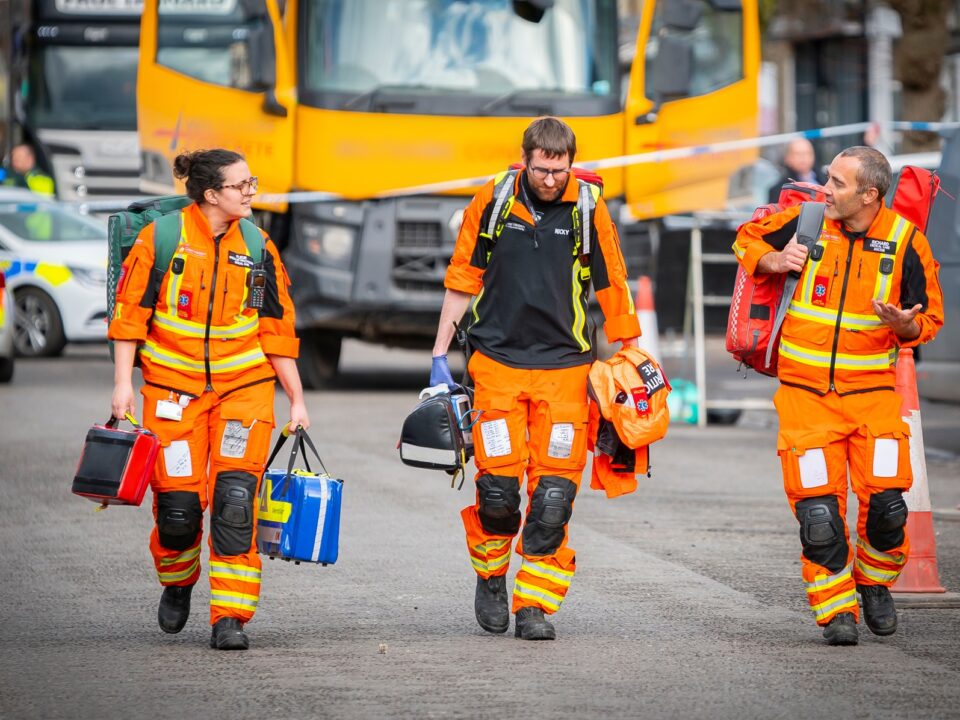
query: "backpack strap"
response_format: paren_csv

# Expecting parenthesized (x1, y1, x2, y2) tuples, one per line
(145, 212, 184, 308)
(485, 169, 518, 242)
(238, 217, 265, 265)
(765, 201, 826, 368)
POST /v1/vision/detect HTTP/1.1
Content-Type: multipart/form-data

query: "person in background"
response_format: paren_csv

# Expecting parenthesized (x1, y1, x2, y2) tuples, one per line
(109, 149, 309, 651)
(768, 137, 827, 203)
(1, 143, 55, 198)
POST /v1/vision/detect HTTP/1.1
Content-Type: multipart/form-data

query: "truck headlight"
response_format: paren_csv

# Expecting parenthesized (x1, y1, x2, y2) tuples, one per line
(300, 221, 356, 270)
(69, 266, 108, 289)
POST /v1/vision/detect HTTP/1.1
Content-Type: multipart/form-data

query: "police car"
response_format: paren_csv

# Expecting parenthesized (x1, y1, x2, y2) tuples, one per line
(0, 270, 14, 381)
(0, 188, 108, 357)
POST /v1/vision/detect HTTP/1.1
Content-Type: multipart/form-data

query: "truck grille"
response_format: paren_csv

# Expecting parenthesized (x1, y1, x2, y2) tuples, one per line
(392, 221, 447, 293)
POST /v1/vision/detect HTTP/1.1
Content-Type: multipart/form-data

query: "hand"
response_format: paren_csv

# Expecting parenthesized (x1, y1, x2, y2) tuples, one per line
(872, 300, 922, 339)
(430, 354, 456, 389)
(286, 400, 311, 432)
(776, 235, 808, 274)
(111, 381, 136, 421)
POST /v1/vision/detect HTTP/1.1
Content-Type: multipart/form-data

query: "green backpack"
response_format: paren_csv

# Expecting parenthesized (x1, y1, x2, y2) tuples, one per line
(106, 195, 264, 361)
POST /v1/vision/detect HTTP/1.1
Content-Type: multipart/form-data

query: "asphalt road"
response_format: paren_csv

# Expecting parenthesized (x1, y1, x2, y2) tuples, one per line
(1, 341, 959, 720)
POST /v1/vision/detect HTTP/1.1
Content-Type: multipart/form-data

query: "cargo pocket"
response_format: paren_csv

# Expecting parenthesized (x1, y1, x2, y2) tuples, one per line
(473, 394, 523, 470)
(777, 430, 834, 497)
(539, 401, 589, 471)
(213, 390, 275, 471)
(864, 420, 912, 489)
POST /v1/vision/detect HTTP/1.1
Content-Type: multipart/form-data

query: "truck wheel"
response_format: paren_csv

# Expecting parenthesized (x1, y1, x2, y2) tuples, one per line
(297, 331, 342, 389)
(14, 287, 66, 357)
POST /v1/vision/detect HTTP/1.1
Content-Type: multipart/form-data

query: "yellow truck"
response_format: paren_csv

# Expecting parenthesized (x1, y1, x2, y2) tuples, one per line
(137, 0, 759, 387)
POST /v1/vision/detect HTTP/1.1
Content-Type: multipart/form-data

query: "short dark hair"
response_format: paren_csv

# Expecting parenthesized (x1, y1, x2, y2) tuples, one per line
(172, 148, 245, 204)
(837, 146, 892, 199)
(522, 117, 577, 163)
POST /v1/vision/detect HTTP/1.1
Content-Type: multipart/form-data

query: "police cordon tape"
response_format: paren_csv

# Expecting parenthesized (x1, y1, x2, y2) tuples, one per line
(74, 120, 960, 214)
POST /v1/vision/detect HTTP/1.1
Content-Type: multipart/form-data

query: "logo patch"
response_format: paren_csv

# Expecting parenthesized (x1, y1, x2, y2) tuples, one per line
(864, 238, 896, 255)
(177, 290, 193, 319)
(505, 222, 527, 233)
(637, 360, 666, 396)
(631, 387, 650, 416)
(228, 251, 254, 268)
(554, 228, 570, 236)
(812, 275, 830, 307)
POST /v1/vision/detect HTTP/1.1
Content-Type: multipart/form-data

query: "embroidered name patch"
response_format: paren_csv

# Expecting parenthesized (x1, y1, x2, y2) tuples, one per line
(228, 251, 254, 268)
(863, 238, 896, 254)
(504, 222, 527, 233)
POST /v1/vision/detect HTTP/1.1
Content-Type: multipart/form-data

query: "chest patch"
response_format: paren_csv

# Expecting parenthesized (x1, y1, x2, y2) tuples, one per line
(811, 274, 831, 307)
(863, 238, 896, 255)
(504, 222, 527, 233)
(228, 251, 254, 268)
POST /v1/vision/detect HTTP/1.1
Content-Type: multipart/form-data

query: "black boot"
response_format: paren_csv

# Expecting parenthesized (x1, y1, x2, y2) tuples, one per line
(858, 584, 898, 636)
(514, 606, 556, 641)
(210, 617, 249, 650)
(474, 575, 509, 634)
(157, 584, 194, 634)
(822, 612, 859, 646)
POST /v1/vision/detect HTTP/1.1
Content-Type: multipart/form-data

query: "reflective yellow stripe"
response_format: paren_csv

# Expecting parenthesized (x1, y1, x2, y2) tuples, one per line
(519, 560, 574, 587)
(141, 340, 266, 374)
(470, 286, 485, 325)
(160, 545, 201, 566)
(811, 589, 858, 621)
(164, 214, 189, 312)
(513, 580, 562, 611)
(570, 260, 589, 352)
(779, 339, 895, 370)
(872, 216, 910, 304)
(474, 539, 510, 554)
(799, 238, 827, 303)
(786, 302, 884, 330)
(210, 590, 259, 609)
(856, 538, 905, 565)
(209, 561, 262, 581)
(158, 558, 200, 583)
(805, 563, 853, 594)
(471, 551, 511, 574)
(855, 559, 900, 583)
(152, 311, 259, 340)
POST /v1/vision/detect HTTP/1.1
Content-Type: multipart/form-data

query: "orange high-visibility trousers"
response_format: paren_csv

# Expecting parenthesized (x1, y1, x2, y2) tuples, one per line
(463, 351, 590, 615)
(142, 380, 275, 625)
(775, 385, 913, 626)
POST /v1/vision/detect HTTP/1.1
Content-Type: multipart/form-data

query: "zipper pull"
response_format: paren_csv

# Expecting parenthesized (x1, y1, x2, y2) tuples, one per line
(857, 257, 862, 279)
(533, 229, 539, 250)
(200, 270, 205, 290)
(833, 257, 839, 277)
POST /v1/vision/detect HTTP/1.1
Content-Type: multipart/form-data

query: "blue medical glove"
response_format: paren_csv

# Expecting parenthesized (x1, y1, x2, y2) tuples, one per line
(430, 354, 456, 390)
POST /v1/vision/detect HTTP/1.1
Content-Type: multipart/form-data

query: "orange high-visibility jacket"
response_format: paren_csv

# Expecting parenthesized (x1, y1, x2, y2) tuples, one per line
(108, 203, 299, 396)
(734, 204, 943, 395)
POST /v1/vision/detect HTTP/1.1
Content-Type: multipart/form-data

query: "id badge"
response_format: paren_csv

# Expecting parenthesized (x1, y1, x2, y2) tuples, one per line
(156, 399, 183, 422)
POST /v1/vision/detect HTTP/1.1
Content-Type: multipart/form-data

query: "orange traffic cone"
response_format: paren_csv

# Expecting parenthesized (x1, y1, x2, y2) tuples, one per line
(635, 275, 661, 361)
(891, 348, 947, 597)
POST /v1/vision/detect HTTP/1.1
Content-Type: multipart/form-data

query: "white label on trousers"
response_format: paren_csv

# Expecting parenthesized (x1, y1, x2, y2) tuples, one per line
(798, 448, 828, 489)
(480, 418, 512, 458)
(163, 440, 192, 478)
(548, 423, 575, 459)
(220, 420, 251, 458)
(155, 400, 183, 422)
(873, 438, 899, 478)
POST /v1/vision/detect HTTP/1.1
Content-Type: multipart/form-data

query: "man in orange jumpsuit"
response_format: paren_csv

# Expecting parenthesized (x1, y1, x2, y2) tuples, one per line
(734, 146, 943, 645)
(110, 149, 308, 650)
(431, 117, 640, 640)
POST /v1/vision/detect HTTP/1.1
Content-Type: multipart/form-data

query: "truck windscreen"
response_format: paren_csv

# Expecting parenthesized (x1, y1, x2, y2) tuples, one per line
(26, 45, 138, 130)
(299, 0, 620, 116)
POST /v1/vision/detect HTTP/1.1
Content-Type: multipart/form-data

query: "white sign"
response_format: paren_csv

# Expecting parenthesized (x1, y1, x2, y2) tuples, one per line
(56, 0, 143, 14)
(159, 0, 238, 15)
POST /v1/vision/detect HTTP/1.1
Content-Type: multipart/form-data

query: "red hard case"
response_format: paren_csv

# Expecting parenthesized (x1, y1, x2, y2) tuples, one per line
(72, 417, 160, 506)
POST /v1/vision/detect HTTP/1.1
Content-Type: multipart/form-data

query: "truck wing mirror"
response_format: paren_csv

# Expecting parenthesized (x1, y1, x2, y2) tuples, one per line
(662, 1, 703, 31)
(247, 23, 288, 117)
(512, 0, 555, 23)
(651, 36, 692, 100)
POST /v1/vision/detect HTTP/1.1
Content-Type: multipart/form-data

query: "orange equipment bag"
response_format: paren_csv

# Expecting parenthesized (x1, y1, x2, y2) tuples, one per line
(72, 413, 160, 507)
(726, 182, 826, 376)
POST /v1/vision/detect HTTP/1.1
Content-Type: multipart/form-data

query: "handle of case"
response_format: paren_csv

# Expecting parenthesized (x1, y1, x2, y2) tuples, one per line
(106, 413, 142, 429)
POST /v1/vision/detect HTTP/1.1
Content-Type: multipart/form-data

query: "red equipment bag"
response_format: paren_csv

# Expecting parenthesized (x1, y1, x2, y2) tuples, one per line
(891, 166, 941, 233)
(72, 413, 160, 507)
(726, 182, 827, 376)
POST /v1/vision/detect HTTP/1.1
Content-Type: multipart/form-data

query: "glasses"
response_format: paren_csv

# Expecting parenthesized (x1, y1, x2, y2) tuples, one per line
(220, 176, 258, 194)
(529, 166, 570, 181)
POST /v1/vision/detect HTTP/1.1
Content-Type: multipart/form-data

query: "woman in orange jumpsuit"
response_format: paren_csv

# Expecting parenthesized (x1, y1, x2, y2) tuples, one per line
(109, 149, 308, 650)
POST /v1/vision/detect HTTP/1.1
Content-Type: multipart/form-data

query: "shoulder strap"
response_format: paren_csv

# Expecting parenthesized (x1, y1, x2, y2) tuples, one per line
(486, 169, 518, 241)
(765, 201, 826, 368)
(238, 218, 264, 264)
(152, 212, 183, 277)
(574, 179, 599, 258)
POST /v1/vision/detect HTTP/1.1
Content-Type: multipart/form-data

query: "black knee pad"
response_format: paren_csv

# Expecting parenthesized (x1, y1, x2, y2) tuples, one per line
(866, 489, 908, 551)
(477, 474, 522, 536)
(522, 476, 577, 556)
(156, 491, 202, 551)
(795, 496, 848, 573)
(211, 471, 258, 556)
